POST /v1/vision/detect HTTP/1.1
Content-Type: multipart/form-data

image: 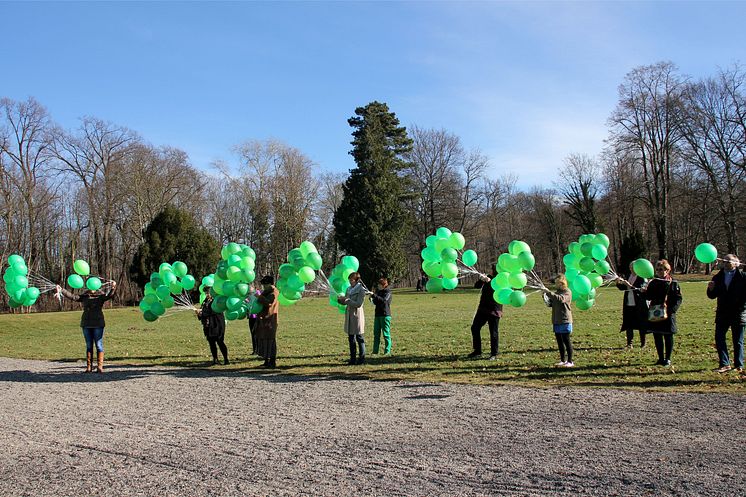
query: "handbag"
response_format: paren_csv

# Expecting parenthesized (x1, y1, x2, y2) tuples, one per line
(647, 282, 671, 322)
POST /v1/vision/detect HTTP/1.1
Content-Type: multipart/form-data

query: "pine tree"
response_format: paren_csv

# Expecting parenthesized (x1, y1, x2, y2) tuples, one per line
(334, 101, 413, 285)
(129, 205, 220, 287)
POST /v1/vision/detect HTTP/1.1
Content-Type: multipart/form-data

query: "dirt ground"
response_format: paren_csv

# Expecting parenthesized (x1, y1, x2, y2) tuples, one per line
(0, 357, 743, 496)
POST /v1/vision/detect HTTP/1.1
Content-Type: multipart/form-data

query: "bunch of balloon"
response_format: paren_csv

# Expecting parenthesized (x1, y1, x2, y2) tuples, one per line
(420, 226, 480, 293)
(3, 255, 41, 308)
(275, 240, 324, 307)
(138, 260, 198, 322)
(693, 243, 719, 265)
(210, 242, 258, 320)
(490, 240, 539, 308)
(66, 259, 107, 292)
(326, 255, 361, 313)
(561, 233, 618, 311)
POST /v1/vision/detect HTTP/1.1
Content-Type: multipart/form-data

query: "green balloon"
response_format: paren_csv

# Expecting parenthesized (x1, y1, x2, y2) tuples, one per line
(423, 261, 442, 278)
(158, 262, 173, 275)
(150, 301, 165, 316)
(86, 277, 102, 291)
(143, 294, 159, 306)
(305, 252, 323, 271)
(508, 240, 531, 256)
(595, 260, 611, 275)
(425, 278, 443, 293)
(25, 286, 40, 300)
(235, 283, 249, 297)
(449, 232, 466, 250)
(425, 235, 438, 247)
(498, 253, 520, 273)
(509, 290, 527, 307)
(7, 254, 24, 266)
(495, 288, 513, 305)
(580, 243, 594, 257)
(589, 274, 603, 288)
(278, 294, 299, 306)
(143, 310, 158, 322)
(421, 246, 439, 262)
(226, 266, 242, 283)
(156, 285, 171, 300)
(518, 251, 535, 271)
(11, 262, 27, 275)
(67, 274, 84, 289)
(13, 274, 28, 288)
(462, 249, 478, 267)
(278, 264, 296, 279)
(298, 266, 316, 284)
(436, 226, 452, 239)
(440, 248, 458, 262)
(632, 258, 654, 279)
(694, 243, 718, 264)
(240, 256, 256, 271)
(591, 244, 608, 261)
(172, 261, 188, 278)
(201, 275, 215, 287)
(508, 272, 528, 289)
(579, 257, 596, 272)
(73, 259, 90, 276)
(572, 275, 592, 295)
(342, 255, 359, 271)
(595, 233, 610, 248)
(441, 262, 458, 279)
(435, 238, 451, 253)
(241, 268, 256, 282)
(161, 295, 175, 309)
(226, 297, 243, 311)
(442, 277, 459, 290)
(300, 240, 318, 257)
(139, 299, 150, 313)
(575, 298, 595, 311)
(491, 272, 510, 290)
(169, 281, 182, 294)
(181, 274, 196, 291)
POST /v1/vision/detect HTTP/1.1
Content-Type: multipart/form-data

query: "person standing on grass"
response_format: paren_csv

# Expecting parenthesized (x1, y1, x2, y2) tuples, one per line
(636, 259, 682, 367)
(542, 274, 574, 368)
(255, 274, 280, 368)
(370, 277, 393, 355)
(57, 281, 117, 373)
(706, 254, 746, 374)
(196, 287, 228, 365)
(616, 263, 649, 349)
(338, 271, 370, 365)
(467, 270, 503, 360)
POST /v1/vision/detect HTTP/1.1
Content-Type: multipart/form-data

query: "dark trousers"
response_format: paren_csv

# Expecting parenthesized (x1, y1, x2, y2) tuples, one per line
(248, 317, 258, 354)
(348, 334, 365, 363)
(207, 336, 228, 362)
(471, 313, 499, 355)
(653, 333, 674, 362)
(625, 328, 646, 347)
(715, 321, 745, 368)
(555, 333, 573, 362)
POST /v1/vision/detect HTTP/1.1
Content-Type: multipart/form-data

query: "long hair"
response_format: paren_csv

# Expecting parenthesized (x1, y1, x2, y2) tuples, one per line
(555, 274, 569, 291)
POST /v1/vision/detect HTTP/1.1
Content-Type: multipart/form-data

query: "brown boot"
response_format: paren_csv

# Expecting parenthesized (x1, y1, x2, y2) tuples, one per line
(97, 352, 104, 373)
(85, 352, 92, 373)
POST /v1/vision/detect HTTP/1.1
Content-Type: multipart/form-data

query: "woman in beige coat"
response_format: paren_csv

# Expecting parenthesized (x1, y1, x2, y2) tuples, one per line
(338, 272, 370, 365)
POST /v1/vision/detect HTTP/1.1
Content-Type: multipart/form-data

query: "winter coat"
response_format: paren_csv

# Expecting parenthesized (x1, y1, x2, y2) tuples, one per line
(371, 287, 392, 317)
(475, 279, 503, 318)
(706, 269, 746, 325)
(638, 278, 682, 334)
(254, 286, 279, 341)
(616, 274, 649, 331)
(61, 287, 116, 328)
(340, 282, 365, 336)
(546, 288, 573, 325)
(199, 298, 226, 339)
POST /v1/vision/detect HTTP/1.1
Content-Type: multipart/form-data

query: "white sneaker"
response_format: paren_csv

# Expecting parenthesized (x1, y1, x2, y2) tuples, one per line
(555, 361, 567, 366)
(564, 362, 575, 368)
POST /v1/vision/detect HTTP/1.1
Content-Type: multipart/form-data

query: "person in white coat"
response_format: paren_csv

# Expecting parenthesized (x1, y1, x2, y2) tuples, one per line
(338, 271, 371, 365)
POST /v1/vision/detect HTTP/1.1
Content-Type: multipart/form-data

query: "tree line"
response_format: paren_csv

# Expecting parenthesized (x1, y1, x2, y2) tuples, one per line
(2, 60, 745, 310)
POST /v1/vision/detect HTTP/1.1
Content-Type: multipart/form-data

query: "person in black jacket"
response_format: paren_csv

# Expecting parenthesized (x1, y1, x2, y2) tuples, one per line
(57, 281, 117, 373)
(706, 254, 746, 373)
(636, 260, 682, 367)
(468, 270, 503, 360)
(370, 277, 393, 355)
(196, 287, 228, 365)
(616, 263, 649, 348)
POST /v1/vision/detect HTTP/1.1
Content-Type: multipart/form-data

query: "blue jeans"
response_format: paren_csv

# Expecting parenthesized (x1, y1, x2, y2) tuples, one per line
(715, 321, 745, 368)
(82, 327, 104, 353)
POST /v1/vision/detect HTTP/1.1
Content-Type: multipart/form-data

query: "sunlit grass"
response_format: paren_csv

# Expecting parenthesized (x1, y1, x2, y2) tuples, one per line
(1, 281, 743, 393)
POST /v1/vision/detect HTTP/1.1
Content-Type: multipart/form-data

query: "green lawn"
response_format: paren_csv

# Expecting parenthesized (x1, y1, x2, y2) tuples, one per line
(1, 281, 743, 393)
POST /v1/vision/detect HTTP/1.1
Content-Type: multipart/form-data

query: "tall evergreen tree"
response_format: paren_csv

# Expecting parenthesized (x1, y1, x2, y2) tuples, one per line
(129, 205, 220, 288)
(334, 101, 413, 285)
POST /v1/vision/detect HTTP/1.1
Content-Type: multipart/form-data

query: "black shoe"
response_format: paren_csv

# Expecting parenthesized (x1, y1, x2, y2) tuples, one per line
(655, 359, 665, 365)
(663, 359, 671, 367)
(467, 351, 482, 358)
(213, 358, 219, 365)
(223, 358, 230, 365)
(356, 357, 366, 365)
(347, 359, 356, 365)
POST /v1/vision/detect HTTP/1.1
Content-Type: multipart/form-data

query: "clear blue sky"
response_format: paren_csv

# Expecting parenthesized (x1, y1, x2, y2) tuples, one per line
(2, 1, 745, 188)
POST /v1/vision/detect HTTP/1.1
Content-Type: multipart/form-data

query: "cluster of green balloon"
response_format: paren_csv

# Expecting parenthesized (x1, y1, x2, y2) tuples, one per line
(326, 256, 360, 313)
(491, 240, 535, 308)
(138, 261, 197, 322)
(198, 274, 215, 305)
(210, 243, 259, 320)
(420, 226, 478, 293)
(630, 258, 655, 279)
(66, 259, 103, 291)
(3, 255, 40, 308)
(275, 241, 323, 307)
(561, 233, 611, 310)
(694, 243, 718, 264)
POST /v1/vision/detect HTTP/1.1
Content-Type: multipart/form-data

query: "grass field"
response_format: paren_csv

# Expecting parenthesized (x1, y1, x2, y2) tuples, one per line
(1, 280, 744, 393)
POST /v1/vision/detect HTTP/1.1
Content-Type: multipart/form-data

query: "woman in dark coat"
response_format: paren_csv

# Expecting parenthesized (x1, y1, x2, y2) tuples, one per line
(196, 287, 228, 365)
(636, 259, 682, 367)
(57, 281, 117, 373)
(254, 274, 279, 368)
(616, 263, 649, 348)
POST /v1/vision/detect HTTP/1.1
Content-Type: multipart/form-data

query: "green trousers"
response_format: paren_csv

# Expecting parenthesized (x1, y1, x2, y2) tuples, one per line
(373, 316, 392, 354)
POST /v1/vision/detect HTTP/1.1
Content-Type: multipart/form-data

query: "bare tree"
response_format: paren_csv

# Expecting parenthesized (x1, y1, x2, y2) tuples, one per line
(608, 61, 687, 259)
(556, 153, 600, 233)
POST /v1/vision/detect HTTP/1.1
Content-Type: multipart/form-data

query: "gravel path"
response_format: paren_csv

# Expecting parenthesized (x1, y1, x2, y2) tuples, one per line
(0, 357, 743, 497)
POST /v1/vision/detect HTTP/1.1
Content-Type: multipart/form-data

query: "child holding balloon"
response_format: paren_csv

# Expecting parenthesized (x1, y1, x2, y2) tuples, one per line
(57, 280, 117, 373)
(542, 274, 574, 367)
